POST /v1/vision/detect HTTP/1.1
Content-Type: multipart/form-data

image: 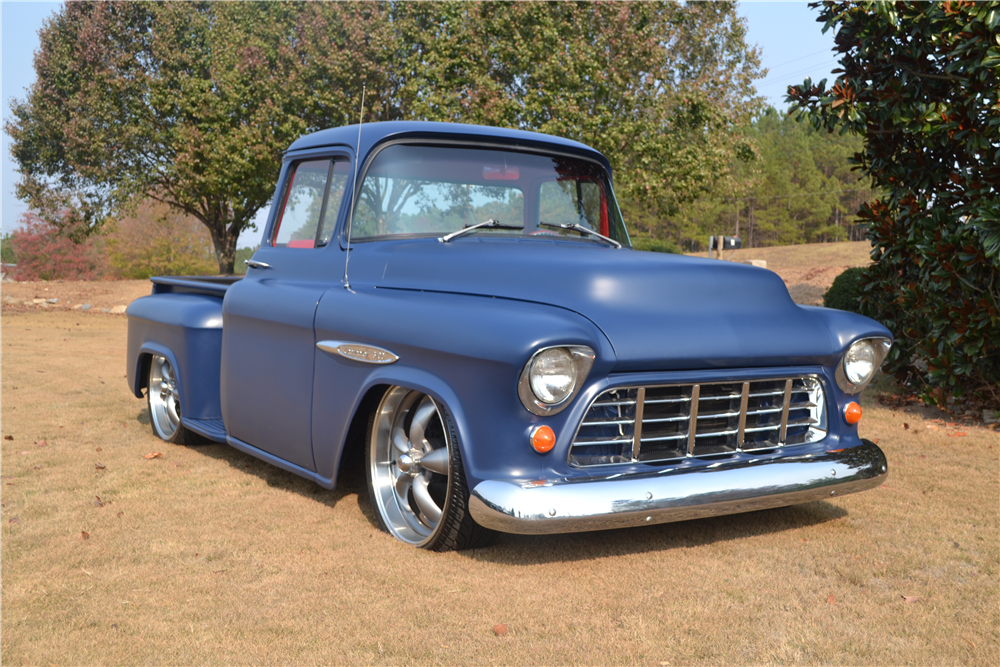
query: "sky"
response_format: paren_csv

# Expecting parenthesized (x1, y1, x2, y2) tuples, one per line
(1, 1, 839, 246)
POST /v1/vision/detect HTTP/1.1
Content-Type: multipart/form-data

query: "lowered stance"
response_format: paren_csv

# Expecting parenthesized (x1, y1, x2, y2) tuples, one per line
(127, 121, 892, 551)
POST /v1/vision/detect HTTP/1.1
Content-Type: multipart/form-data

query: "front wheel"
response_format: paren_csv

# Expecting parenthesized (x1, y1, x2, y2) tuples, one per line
(365, 386, 495, 551)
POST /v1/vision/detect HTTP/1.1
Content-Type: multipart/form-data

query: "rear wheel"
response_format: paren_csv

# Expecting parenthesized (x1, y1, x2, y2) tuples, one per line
(365, 386, 495, 551)
(147, 355, 196, 445)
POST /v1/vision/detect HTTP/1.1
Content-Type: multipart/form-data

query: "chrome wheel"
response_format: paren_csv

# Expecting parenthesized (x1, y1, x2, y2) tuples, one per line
(148, 355, 182, 441)
(369, 387, 453, 546)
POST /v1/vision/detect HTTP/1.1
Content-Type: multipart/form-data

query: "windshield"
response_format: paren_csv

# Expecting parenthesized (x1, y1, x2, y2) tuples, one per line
(351, 144, 630, 246)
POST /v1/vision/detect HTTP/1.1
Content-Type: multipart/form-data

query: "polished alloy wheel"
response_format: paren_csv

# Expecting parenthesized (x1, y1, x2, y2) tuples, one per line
(148, 355, 182, 440)
(369, 387, 453, 546)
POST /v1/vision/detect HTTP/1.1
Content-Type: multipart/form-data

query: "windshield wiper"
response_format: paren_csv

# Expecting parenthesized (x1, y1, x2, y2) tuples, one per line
(438, 219, 524, 243)
(538, 222, 622, 249)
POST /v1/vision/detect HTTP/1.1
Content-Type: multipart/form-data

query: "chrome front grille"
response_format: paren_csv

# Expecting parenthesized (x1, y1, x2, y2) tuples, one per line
(569, 377, 827, 467)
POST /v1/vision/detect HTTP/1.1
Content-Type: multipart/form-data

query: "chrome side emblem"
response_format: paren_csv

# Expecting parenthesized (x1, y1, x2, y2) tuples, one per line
(316, 340, 398, 365)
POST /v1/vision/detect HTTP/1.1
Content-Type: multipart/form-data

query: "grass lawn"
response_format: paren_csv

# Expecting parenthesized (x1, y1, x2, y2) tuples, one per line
(1, 249, 997, 664)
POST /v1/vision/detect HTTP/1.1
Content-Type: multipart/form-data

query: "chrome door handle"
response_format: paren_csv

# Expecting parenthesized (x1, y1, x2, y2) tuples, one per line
(244, 259, 271, 269)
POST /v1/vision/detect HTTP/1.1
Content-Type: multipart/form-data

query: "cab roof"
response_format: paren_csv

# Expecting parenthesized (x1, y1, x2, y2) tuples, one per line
(286, 120, 613, 177)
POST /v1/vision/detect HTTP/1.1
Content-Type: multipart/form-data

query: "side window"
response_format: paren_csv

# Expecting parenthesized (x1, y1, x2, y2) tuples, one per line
(272, 159, 350, 248)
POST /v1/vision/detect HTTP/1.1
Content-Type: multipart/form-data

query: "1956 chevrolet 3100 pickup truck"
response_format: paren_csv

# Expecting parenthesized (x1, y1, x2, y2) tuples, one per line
(127, 121, 892, 551)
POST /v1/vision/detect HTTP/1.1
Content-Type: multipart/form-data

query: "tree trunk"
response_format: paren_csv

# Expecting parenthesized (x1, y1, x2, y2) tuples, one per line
(204, 213, 240, 275)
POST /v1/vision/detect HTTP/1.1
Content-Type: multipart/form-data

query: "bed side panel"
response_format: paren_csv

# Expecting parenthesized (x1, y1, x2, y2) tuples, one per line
(126, 294, 224, 421)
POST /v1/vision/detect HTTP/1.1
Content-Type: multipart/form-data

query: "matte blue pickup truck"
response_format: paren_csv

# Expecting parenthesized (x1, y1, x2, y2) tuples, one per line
(127, 121, 892, 551)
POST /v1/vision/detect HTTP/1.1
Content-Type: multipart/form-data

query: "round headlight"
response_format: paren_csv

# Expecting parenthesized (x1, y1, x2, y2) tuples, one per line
(529, 347, 577, 404)
(844, 340, 876, 385)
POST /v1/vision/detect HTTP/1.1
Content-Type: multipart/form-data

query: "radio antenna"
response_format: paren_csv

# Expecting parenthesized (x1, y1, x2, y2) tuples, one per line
(343, 84, 366, 290)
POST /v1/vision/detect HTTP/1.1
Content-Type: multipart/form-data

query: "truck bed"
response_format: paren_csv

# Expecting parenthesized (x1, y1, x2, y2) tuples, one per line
(150, 275, 241, 298)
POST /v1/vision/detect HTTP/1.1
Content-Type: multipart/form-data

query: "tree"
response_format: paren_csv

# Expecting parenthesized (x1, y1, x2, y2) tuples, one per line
(391, 2, 766, 220)
(788, 1, 1000, 407)
(7, 2, 764, 272)
(1, 233, 15, 265)
(647, 107, 873, 250)
(105, 201, 217, 279)
(9, 212, 108, 281)
(7, 2, 314, 273)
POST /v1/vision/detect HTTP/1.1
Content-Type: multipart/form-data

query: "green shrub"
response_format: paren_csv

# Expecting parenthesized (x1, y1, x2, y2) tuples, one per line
(631, 237, 680, 254)
(823, 266, 865, 313)
(788, 2, 999, 407)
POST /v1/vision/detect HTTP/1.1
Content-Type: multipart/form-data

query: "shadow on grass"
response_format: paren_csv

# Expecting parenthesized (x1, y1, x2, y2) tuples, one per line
(467, 501, 848, 565)
(136, 407, 848, 562)
(134, 408, 372, 518)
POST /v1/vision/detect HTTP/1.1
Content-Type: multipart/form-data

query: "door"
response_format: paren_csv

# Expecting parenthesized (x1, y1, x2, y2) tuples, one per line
(221, 156, 350, 470)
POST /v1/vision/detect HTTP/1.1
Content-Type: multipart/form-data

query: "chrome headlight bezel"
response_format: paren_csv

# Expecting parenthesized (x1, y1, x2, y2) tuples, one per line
(518, 345, 595, 416)
(835, 337, 892, 394)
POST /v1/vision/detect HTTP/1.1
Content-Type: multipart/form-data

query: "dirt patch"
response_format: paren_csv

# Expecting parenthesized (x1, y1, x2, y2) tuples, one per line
(1, 279, 152, 313)
(1, 310, 998, 665)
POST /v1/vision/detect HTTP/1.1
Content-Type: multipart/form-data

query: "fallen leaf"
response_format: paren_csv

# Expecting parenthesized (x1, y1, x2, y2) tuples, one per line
(828, 594, 836, 605)
(34, 466, 40, 470)
(901, 595, 921, 603)
(919, 454, 927, 459)
(872, 438, 879, 444)
(144, 452, 163, 459)
(948, 431, 967, 437)
(213, 569, 227, 574)
(93, 496, 105, 508)
(926, 424, 940, 430)
(95, 462, 106, 470)
(9, 518, 20, 524)
(96, 447, 102, 452)
(81, 531, 90, 540)
(3, 435, 12, 440)
(903, 423, 909, 430)
(35, 439, 46, 447)
(947, 422, 956, 426)
(116, 511, 123, 518)
(493, 624, 509, 637)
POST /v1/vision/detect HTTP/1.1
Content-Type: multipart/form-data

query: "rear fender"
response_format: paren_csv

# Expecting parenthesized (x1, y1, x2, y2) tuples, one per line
(126, 293, 224, 420)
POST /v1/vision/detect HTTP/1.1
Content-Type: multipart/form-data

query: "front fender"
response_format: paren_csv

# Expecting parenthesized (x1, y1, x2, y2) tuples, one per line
(310, 286, 617, 488)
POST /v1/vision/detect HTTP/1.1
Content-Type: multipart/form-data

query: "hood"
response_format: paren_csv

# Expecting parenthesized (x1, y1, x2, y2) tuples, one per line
(374, 239, 839, 371)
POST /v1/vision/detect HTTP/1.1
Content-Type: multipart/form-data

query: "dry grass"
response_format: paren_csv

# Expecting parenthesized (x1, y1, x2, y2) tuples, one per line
(2, 265, 998, 665)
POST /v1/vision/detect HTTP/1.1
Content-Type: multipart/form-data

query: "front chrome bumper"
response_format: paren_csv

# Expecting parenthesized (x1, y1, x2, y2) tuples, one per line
(468, 440, 887, 535)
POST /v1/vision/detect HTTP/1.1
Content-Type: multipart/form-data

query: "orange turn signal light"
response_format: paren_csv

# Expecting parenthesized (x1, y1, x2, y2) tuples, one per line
(844, 402, 863, 425)
(530, 425, 556, 453)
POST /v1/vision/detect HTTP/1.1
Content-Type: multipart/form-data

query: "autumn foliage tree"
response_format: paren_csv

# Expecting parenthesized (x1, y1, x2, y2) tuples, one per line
(7, 1, 763, 272)
(9, 212, 108, 281)
(106, 201, 217, 279)
(788, 1, 1000, 408)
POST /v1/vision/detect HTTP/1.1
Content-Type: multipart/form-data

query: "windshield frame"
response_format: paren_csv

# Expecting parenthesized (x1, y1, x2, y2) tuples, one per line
(339, 138, 631, 248)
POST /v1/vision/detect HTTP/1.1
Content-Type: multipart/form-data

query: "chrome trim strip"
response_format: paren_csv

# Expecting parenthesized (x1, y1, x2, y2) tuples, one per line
(737, 382, 749, 449)
(686, 384, 700, 455)
(632, 388, 645, 461)
(779, 379, 792, 444)
(639, 433, 687, 443)
(470, 441, 888, 535)
(316, 340, 398, 365)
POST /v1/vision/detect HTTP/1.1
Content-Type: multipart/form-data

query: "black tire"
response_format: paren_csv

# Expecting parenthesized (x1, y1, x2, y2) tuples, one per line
(146, 354, 198, 445)
(365, 386, 495, 551)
